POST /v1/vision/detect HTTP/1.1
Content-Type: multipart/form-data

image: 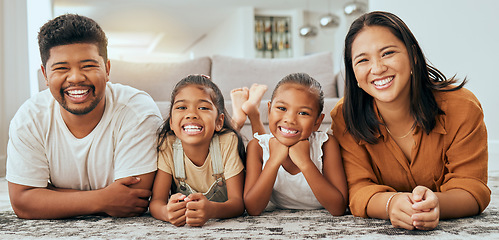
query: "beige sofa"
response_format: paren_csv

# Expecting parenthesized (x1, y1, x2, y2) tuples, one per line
(39, 52, 344, 142)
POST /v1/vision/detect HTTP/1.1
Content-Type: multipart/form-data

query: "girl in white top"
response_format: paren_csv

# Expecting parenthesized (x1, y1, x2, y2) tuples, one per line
(243, 73, 348, 216)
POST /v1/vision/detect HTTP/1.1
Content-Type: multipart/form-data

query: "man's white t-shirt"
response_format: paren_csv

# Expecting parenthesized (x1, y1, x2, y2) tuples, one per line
(6, 82, 163, 190)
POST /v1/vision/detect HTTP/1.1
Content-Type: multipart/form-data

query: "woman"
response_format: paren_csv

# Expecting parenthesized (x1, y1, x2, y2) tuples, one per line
(331, 11, 490, 230)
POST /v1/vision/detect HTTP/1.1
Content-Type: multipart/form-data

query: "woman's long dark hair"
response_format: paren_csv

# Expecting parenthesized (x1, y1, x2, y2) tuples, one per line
(157, 75, 246, 163)
(343, 11, 466, 144)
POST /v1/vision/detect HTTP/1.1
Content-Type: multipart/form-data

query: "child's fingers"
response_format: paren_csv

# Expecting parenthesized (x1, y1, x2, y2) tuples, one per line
(186, 198, 209, 211)
(166, 194, 187, 218)
(186, 210, 208, 227)
(186, 207, 205, 218)
(170, 214, 187, 227)
(166, 201, 187, 227)
(186, 216, 206, 227)
(168, 201, 187, 214)
(168, 202, 187, 213)
(166, 201, 187, 215)
(169, 193, 186, 203)
(185, 193, 205, 202)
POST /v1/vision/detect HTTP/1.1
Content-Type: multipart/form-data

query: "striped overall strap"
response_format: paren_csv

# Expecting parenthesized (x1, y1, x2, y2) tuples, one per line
(173, 135, 223, 180)
(209, 135, 223, 178)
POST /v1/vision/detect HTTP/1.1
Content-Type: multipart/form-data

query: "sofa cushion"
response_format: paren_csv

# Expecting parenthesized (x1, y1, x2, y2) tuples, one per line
(108, 57, 212, 101)
(210, 52, 336, 100)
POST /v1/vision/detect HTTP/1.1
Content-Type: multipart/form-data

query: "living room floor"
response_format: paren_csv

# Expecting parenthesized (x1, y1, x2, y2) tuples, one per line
(0, 178, 11, 212)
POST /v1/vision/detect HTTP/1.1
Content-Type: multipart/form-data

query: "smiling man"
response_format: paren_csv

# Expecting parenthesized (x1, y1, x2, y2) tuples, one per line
(6, 14, 162, 219)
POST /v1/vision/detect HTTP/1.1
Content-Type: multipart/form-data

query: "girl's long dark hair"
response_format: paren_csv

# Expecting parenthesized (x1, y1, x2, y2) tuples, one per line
(343, 11, 466, 144)
(157, 75, 246, 163)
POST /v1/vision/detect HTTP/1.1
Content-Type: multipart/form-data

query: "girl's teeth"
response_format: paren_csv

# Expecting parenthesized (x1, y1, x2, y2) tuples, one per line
(183, 125, 202, 132)
(280, 127, 297, 134)
(373, 77, 393, 86)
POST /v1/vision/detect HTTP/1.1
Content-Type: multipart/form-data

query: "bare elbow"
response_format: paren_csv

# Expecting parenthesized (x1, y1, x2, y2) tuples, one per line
(8, 182, 45, 219)
(329, 207, 347, 217)
(325, 198, 348, 216)
(10, 197, 45, 219)
(245, 207, 263, 216)
(11, 204, 39, 220)
(243, 195, 263, 216)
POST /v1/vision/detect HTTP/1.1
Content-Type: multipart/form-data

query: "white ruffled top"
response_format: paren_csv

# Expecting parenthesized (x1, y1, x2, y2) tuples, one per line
(254, 131, 329, 210)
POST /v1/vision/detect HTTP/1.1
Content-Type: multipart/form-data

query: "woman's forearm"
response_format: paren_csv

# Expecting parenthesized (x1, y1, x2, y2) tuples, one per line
(435, 189, 479, 219)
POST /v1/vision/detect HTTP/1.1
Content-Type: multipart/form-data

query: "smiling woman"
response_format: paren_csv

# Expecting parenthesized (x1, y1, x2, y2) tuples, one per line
(351, 26, 412, 109)
(331, 11, 490, 231)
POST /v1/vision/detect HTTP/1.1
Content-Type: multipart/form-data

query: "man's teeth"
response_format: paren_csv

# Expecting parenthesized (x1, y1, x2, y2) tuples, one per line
(373, 77, 393, 86)
(280, 127, 298, 134)
(183, 125, 202, 132)
(67, 89, 89, 96)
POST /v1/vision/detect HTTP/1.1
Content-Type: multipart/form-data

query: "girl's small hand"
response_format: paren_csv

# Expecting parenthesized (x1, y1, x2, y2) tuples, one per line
(288, 140, 312, 169)
(185, 193, 213, 227)
(410, 186, 440, 230)
(166, 193, 187, 227)
(388, 193, 417, 230)
(268, 137, 289, 165)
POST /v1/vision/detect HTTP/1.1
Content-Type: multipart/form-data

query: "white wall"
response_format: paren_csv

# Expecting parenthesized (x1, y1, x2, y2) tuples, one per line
(0, 0, 5, 177)
(1, 0, 31, 177)
(189, 7, 254, 59)
(304, 10, 360, 74)
(369, 0, 499, 171)
(303, 11, 336, 56)
(27, 0, 52, 95)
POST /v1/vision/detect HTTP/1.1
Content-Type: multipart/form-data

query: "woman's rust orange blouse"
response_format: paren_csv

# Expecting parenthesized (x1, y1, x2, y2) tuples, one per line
(330, 88, 490, 218)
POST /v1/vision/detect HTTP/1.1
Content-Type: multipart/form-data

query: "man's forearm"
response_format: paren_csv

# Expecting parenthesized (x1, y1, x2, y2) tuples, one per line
(126, 172, 155, 190)
(9, 173, 155, 219)
(9, 182, 103, 219)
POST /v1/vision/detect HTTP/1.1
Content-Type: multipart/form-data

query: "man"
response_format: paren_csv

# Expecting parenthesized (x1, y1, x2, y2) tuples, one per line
(6, 14, 162, 219)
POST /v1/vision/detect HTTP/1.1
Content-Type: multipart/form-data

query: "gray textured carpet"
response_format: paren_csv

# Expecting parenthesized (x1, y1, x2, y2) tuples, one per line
(1, 174, 498, 239)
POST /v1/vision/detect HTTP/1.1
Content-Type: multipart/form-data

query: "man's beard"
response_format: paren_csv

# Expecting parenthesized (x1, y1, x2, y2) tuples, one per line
(58, 89, 103, 115)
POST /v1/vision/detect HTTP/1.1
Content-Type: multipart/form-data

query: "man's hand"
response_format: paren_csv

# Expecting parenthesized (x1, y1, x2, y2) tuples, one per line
(99, 176, 152, 217)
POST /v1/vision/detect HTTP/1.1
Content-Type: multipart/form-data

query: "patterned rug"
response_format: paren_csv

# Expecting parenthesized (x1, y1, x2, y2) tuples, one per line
(1, 174, 498, 239)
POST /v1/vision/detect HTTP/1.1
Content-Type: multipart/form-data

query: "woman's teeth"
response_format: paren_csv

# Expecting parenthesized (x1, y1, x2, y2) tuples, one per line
(373, 77, 393, 86)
